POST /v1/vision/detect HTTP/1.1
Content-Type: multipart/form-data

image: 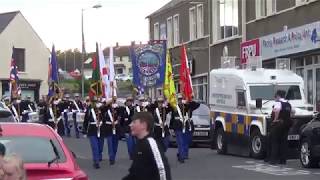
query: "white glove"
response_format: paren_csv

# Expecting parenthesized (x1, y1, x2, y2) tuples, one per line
(16, 100, 21, 103)
(53, 100, 59, 105)
(182, 100, 187, 104)
(96, 103, 102, 108)
(112, 103, 118, 108)
(83, 135, 87, 138)
(142, 102, 149, 107)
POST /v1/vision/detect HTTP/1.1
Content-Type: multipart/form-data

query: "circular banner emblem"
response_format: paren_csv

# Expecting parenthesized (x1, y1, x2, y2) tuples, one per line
(137, 50, 160, 76)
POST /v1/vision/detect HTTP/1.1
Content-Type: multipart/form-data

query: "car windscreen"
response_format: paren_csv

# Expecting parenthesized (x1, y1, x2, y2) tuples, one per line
(250, 85, 302, 100)
(0, 136, 66, 163)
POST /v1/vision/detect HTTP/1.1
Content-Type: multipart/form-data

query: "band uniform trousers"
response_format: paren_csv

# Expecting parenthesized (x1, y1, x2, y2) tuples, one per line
(106, 134, 119, 162)
(175, 130, 186, 160)
(72, 112, 80, 138)
(63, 112, 71, 137)
(89, 135, 104, 163)
(125, 133, 136, 159)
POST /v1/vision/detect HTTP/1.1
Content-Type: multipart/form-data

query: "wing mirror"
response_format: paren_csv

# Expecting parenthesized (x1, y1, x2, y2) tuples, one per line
(256, 98, 262, 109)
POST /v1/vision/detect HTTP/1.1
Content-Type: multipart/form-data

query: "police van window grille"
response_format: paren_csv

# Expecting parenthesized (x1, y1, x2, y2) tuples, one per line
(250, 85, 302, 100)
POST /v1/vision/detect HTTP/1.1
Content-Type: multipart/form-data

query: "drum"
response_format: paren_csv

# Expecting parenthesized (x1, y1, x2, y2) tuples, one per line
(67, 112, 74, 123)
(28, 112, 39, 123)
(76, 112, 85, 123)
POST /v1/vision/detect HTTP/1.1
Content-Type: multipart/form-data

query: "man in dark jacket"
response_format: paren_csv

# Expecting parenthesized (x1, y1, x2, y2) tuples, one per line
(122, 112, 171, 180)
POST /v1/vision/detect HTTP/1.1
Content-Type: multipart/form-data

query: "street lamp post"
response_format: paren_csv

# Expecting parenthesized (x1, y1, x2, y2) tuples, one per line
(81, 4, 102, 98)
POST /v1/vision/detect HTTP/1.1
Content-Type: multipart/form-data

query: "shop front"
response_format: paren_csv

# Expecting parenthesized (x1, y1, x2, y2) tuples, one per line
(1, 80, 41, 102)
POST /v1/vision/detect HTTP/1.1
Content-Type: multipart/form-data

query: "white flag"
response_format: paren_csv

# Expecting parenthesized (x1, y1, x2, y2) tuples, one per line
(109, 46, 117, 98)
(98, 43, 109, 99)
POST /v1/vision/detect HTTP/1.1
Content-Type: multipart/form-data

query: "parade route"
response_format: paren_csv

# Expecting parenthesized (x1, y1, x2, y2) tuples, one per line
(64, 137, 320, 180)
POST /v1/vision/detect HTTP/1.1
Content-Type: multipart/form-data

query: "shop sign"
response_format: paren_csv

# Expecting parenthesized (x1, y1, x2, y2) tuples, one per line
(260, 21, 320, 60)
(19, 82, 38, 89)
(240, 39, 260, 64)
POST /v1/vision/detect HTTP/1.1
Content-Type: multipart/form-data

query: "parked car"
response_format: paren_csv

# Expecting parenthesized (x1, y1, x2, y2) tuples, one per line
(0, 102, 15, 122)
(300, 113, 320, 168)
(169, 103, 211, 146)
(0, 123, 88, 180)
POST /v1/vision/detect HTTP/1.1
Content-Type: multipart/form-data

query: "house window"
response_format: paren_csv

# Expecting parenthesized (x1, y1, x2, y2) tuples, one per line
(192, 76, 208, 102)
(296, 0, 309, 6)
(167, 17, 173, 48)
(266, 0, 277, 15)
(197, 4, 204, 38)
(189, 7, 197, 41)
(120, 57, 123, 62)
(154, 23, 160, 40)
(256, 0, 266, 18)
(219, 0, 238, 39)
(14, 48, 25, 72)
(173, 14, 180, 46)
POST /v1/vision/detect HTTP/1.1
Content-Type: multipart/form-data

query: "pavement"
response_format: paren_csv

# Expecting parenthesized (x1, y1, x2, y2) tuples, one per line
(63, 136, 320, 180)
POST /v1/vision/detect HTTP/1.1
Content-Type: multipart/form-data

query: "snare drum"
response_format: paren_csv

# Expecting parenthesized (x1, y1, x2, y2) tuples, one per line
(76, 112, 85, 123)
(67, 112, 74, 123)
(28, 112, 39, 123)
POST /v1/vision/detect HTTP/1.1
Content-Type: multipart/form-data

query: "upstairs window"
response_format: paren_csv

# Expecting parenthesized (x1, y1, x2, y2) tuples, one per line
(197, 4, 204, 38)
(219, 0, 238, 39)
(14, 48, 25, 72)
(154, 23, 160, 40)
(189, 7, 197, 41)
(167, 17, 173, 48)
(173, 14, 180, 46)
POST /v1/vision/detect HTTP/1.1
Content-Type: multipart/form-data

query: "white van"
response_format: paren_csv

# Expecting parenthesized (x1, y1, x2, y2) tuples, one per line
(209, 67, 314, 158)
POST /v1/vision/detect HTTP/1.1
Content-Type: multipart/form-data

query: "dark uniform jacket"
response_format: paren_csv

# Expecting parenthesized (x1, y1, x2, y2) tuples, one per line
(170, 101, 200, 131)
(122, 135, 172, 180)
(100, 104, 122, 137)
(83, 104, 106, 137)
(122, 105, 135, 134)
(43, 103, 65, 135)
(149, 102, 172, 139)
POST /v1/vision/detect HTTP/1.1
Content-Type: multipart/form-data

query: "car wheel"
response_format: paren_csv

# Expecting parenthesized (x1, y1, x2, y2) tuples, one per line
(250, 130, 265, 159)
(300, 138, 319, 168)
(216, 128, 227, 154)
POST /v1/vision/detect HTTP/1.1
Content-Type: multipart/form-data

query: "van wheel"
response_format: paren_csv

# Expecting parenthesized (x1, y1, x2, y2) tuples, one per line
(300, 138, 319, 168)
(216, 128, 227, 154)
(250, 130, 265, 159)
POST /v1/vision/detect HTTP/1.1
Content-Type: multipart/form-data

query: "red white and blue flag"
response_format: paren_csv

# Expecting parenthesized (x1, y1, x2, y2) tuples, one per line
(9, 47, 21, 99)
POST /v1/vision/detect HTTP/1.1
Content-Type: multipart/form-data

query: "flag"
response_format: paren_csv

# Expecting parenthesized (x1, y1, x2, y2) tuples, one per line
(163, 50, 177, 108)
(48, 45, 60, 98)
(98, 43, 108, 98)
(108, 46, 117, 98)
(9, 47, 21, 100)
(179, 45, 193, 102)
(88, 45, 103, 98)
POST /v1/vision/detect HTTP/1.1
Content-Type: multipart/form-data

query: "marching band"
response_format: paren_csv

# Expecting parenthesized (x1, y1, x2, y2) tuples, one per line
(0, 91, 200, 169)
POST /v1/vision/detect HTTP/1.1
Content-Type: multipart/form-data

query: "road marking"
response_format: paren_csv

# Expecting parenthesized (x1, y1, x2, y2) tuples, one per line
(233, 163, 311, 176)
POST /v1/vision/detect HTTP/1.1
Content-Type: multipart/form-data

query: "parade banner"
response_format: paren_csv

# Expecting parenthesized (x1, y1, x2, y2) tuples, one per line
(130, 40, 166, 88)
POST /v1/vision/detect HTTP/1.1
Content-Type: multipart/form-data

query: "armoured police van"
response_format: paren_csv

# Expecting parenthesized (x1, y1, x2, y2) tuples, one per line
(209, 63, 314, 158)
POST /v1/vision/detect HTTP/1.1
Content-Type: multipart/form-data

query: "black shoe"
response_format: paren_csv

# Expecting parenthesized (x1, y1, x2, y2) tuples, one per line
(109, 160, 115, 165)
(178, 158, 185, 163)
(279, 160, 286, 165)
(269, 161, 277, 165)
(93, 163, 100, 169)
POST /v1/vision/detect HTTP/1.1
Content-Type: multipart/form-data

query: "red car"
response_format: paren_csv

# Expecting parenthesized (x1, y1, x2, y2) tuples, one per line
(0, 123, 88, 180)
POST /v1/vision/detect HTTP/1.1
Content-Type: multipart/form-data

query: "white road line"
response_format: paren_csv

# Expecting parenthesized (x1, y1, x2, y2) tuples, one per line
(232, 163, 312, 176)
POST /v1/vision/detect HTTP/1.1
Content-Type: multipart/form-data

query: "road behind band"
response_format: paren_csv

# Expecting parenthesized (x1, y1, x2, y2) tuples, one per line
(3, 90, 294, 175)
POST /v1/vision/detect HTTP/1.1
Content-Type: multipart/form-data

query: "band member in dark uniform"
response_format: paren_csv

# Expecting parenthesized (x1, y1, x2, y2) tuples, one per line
(38, 96, 48, 123)
(82, 97, 105, 169)
(44, 97, 65, 136)
(70, 93, 84, 138)
(121, 96, 136, 159)
(101, 96, 122, 165)
(170, 94, 200, 163)
(149, 96, 172, 152)
(61, 94, 73, 137)
(135, 96, 151, 113)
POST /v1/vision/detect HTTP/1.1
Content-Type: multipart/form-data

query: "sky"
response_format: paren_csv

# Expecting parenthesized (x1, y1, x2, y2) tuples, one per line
(0, 0, 171, 52)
